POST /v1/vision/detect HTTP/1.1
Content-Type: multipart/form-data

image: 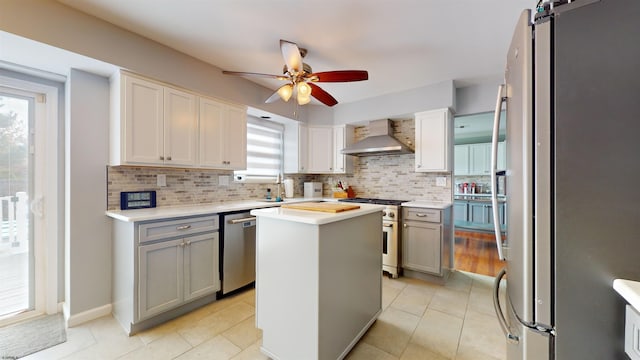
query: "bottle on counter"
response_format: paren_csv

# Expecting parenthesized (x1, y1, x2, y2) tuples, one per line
(266, 188, 271, 200)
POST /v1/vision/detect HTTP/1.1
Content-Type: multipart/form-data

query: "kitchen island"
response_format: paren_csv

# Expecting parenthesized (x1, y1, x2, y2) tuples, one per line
(250, 203, 383, 360)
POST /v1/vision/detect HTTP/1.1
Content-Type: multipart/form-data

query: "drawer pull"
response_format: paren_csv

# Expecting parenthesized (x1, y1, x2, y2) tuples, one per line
(416, 213, 428, 217)
(176, 225, 192, 230)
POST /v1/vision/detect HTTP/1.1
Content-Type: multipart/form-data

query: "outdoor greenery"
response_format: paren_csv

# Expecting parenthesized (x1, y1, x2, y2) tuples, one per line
(0, 97, 28, 196)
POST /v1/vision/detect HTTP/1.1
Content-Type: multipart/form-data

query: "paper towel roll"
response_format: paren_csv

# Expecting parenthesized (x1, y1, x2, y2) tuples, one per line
(283, 179, 294, 198)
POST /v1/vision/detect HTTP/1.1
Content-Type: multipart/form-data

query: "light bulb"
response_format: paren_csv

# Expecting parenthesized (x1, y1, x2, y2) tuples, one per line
(297, 81, 311, 97)
(277, 84, 293, 102)
(297, 93, 311, 105)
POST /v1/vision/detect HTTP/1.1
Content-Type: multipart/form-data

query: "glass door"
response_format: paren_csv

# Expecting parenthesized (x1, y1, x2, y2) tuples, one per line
(0, 87, 34, 319)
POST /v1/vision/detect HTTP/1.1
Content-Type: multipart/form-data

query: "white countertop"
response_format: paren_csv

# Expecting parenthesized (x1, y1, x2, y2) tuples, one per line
(106, 198, 322, 222)
(250, 203, 384, 225)
(613, 279, 640, 312)
(401, 201, 452, 209)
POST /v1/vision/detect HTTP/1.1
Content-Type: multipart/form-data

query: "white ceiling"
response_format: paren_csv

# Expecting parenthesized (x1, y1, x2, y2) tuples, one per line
(55, 0, 533, 106)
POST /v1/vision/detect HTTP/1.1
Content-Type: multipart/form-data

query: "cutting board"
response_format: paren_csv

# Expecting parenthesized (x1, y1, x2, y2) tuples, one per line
(281, 202, 361, 213)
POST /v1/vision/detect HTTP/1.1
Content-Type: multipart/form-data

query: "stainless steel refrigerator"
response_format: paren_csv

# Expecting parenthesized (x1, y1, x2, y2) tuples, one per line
(489, 1, 640, 359)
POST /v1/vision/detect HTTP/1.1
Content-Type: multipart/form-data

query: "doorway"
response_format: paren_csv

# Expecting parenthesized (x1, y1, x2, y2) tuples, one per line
(453, 111, 506, 277)
(0, 74, 60, 326)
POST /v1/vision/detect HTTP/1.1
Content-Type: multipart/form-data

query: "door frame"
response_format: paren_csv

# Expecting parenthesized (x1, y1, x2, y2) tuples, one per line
(0, 74, 60, 323)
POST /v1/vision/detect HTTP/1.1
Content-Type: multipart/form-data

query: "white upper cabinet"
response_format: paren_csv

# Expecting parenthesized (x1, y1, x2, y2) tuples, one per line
(454, 145, 470, 175)
(164, 87, 198, 166)
(284, 122, 308, 174)
(199, 97, 247, 170)
(333, 125, 354, 174)
(114, 73, 197, 167)
(302, 125, 354, 174)
(111, 71, 246, 169)
(307, 126, 334, 173)
(119, 75, 164, 165)
(454, 141, 506, 175)
(415, 108, 453, 172)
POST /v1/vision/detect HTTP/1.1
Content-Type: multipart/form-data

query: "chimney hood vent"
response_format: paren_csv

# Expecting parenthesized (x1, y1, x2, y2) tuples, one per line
(341, 119, 413, 156)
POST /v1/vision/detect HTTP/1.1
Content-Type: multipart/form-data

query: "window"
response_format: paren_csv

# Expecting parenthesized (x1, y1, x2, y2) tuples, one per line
(234, 116, 284, 183)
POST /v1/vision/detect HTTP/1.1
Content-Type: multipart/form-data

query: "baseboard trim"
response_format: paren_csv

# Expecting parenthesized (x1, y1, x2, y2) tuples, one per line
(64, 303, 112, 328)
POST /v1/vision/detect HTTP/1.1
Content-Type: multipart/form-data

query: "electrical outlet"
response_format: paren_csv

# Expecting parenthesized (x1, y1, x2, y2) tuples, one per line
(218, 175, 230, 186)
(157, 174, 167, 187)
(436, 177, 447, 187)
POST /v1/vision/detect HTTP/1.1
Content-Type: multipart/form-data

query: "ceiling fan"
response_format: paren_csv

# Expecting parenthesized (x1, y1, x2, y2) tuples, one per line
(222, 40, 368, 107)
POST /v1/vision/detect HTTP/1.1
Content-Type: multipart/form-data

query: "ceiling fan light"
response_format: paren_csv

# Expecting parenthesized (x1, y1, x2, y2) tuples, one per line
(297, 93, 311, 105)
(277, 84, 293, 102)
(297, 81, 312, 97)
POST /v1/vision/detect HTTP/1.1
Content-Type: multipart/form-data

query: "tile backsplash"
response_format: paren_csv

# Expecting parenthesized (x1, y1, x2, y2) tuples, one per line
(106, 119, 452, 210)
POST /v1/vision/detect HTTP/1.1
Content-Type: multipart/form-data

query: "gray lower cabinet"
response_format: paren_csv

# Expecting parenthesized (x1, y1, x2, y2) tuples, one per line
(402, 207, 452, 279)
(138, 232, 219, 321)
(453, 201, 468, 222)
(113, 214, 220, 335)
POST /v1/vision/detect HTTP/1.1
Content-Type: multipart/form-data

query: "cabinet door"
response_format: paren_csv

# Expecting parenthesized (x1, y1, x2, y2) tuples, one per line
(198, 98, 225, 167)
(138, 239, 183, 320)
(184, 233, 220, 301)
(124, 75, 164, 165)
(332, 125, 354, 174)
(402, 222, 442, 274)
(453, 201, 468, 222)
(469, 202, 490, 224)
(415, 108, 452, 172)
(498, 141, 506, 171)
(333, 126, 346, 173)
(454, 145, 470, 175)
(469, 143, 490, 175)
(222, 104, 247, 170)
(298, 124, 308, 173)
(307, 126, 334, 173)
(164, 87, 197, 166)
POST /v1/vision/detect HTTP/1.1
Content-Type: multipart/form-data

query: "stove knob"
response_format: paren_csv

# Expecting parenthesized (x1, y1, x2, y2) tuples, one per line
(382, 211, 388, 217)
(388, 212, 395, 218)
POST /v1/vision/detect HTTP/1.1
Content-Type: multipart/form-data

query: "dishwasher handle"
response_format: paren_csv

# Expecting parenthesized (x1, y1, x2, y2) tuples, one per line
(228, 216, 257, 225)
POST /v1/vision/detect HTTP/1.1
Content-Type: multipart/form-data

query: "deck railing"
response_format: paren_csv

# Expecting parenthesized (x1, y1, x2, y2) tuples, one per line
(0, 192, 29, 254)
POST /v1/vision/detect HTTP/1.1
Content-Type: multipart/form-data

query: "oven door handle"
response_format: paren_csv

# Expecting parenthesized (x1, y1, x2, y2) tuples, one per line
(383, 223, 393, 228)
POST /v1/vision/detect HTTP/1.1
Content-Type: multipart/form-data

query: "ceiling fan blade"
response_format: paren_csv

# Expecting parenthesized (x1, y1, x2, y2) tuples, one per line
(308, 83, 338, 107)
(311, 70, 369, 82)
(264, 90, 282, 104)
(222, 70, 288, 81)
(280, 39, 303, 74)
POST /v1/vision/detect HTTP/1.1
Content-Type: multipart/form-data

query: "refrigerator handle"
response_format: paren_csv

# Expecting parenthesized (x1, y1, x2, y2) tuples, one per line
(491, 84, 507, 260)
(493, 267, 520, 344)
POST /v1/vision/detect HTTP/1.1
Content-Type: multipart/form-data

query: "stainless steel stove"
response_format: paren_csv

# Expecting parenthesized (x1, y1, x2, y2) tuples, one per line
(339, 198, 407, 278)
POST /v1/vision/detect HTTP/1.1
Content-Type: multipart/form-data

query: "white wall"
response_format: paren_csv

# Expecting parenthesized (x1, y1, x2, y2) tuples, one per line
(455, 80, 502, 116)
(65, 69, 111, 318)
(333, 80, 456, 125)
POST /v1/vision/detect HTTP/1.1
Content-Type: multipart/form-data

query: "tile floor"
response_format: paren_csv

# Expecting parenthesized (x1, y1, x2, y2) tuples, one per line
(22, 271, 506, 360)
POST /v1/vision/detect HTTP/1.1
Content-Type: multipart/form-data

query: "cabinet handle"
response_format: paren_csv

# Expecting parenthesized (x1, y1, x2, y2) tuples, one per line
(176, 225, 191, 230)
(180, 241, 185, 247)
(185, 240, 191, 246)
(403, 224, 408, 228)
(417, 164, 422, 168)
(416, 213, 427, 217)
(167, 156, 172, 161)
(160, 156, 164, 160)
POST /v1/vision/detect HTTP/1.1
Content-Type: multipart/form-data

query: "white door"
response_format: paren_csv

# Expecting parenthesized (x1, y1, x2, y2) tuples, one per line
(0, 79, 58, 325)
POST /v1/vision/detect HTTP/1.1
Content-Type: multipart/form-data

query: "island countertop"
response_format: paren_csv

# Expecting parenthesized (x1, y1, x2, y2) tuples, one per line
(250, 203, 383, 225)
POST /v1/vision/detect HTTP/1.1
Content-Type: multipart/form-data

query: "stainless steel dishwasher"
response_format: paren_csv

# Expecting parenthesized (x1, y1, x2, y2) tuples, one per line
(220, 211, 256, 295)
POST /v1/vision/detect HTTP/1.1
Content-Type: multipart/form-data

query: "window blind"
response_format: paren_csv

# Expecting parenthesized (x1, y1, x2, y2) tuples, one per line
(234, 116, 284, 183)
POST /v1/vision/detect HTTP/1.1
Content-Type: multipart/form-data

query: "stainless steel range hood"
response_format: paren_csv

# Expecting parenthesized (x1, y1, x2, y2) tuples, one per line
(341, 119, 414, 156)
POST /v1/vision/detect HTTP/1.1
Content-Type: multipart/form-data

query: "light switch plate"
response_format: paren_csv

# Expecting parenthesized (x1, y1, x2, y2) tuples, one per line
(436, 177, 447, 187)
(218, 175, 230, 186)
(157, 174, 166, 187)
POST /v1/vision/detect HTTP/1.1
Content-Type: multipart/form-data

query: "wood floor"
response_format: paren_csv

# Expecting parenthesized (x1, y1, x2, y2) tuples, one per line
(454, 229, 506, 277)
